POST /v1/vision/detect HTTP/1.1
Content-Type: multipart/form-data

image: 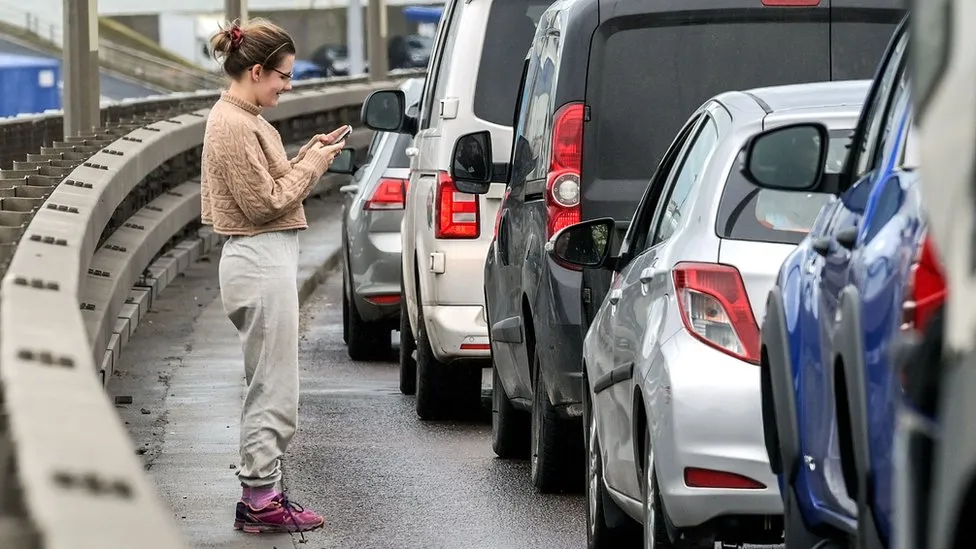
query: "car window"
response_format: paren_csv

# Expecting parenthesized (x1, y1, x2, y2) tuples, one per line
(419, 0, 460, 130)
(363, 131, 384, 164)
(649, 117, 719, 248)
(850, 29, 908, 179)
(473, 0, 551, 126)
(716, 130, 852, 245)
(388, 133, 415, 169)
(520, 32, 558, 182)
(871, 68, 911, 171)
(618, 114, 703, 257)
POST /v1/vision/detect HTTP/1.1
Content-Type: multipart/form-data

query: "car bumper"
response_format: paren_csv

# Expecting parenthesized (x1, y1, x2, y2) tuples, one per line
(424, 304, 491, 363)
(654, 330, 783, 528)
(349, 231, 402, 323)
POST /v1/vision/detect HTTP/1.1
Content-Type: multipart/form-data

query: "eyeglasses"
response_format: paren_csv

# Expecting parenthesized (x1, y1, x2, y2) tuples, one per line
(269, 67, 293, 80)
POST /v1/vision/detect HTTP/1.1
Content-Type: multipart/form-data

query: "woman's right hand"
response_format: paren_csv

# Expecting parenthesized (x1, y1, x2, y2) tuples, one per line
(311, 140, 345, 165)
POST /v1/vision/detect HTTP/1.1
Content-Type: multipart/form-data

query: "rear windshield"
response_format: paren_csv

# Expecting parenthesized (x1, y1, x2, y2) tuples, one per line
(388, 133, 414, 169)
(593, 21, 832, 183)
(716, 130, 853, 245)
(473, 0, 552, 126)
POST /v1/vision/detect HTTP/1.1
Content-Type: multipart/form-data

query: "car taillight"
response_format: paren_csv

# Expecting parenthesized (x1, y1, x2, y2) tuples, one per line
(364, 177, 408, 210)
(435, 171, 479, 239)
(902, 231, 947, 332)
(672, 263, 760, 365)
(546, 102, 583, 247)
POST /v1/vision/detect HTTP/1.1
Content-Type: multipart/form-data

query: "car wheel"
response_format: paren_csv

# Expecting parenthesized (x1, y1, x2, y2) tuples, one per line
(530, 347, 583, 493)
(341, 275, 349, 344)
(398, 298, 416, 395)
(585, 384, 639, 548)
(345, 282, 391, 361)
(414, 306, 480, 420)
(641, 435, 673, 548)
(491, 364, 529, 459)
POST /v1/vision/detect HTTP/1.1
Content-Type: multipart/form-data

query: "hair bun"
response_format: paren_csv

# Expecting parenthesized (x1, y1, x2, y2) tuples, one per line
(226, 24, 245, 51)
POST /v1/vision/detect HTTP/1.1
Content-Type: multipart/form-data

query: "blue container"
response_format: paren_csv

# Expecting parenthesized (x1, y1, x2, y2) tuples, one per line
(0, 53, 61, 118)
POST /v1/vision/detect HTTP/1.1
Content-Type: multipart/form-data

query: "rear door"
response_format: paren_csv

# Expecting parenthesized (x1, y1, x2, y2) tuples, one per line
(580, 0, 904, 328)
(472, 0, 558, 246)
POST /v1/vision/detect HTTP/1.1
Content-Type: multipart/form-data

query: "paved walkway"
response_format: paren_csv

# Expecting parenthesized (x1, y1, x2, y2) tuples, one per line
(109, 196, 343, 549)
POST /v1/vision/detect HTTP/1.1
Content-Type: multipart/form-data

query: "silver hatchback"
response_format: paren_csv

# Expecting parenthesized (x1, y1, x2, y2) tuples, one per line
(547, 80, 869, 547)
(338, 77, 423, 360)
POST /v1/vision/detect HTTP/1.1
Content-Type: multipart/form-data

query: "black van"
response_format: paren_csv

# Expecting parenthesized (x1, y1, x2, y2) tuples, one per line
(449, 0, 904, 494)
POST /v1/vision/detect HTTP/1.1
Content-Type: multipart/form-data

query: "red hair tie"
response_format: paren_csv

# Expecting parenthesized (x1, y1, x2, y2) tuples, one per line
(228, 25, 245, 50)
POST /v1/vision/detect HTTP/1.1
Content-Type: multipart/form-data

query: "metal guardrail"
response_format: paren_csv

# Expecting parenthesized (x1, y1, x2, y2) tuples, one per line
(0, 68, 425, 548)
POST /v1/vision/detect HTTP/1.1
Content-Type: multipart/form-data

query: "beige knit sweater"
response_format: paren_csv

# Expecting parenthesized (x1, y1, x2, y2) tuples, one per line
(200, 92, 331, 236)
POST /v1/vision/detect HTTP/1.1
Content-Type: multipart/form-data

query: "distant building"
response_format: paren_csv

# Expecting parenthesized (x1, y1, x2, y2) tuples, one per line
(5, 0, 442, 70)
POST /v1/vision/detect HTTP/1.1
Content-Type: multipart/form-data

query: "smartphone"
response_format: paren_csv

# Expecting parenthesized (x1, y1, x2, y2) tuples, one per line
(334, 125, 352, 143)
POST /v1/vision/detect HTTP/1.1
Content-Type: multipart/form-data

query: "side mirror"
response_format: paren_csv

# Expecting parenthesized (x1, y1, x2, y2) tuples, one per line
(741, 123, 830, 192)
(544, 217, 616, 269)
(451, 130, 492, 194)
(450, 130, 493, 195)
(327, 147, 357, 174)
(361, 90, 411, 133)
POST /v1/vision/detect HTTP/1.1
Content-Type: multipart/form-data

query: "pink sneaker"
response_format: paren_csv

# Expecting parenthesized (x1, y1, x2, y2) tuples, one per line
(234, 493, 325, 534)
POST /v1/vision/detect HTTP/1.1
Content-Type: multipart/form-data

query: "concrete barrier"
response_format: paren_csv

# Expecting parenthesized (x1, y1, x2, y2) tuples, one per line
(0, 70, 424, 548)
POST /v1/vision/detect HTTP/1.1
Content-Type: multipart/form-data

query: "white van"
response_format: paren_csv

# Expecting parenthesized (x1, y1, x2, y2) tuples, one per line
(360, 0, 554, 420)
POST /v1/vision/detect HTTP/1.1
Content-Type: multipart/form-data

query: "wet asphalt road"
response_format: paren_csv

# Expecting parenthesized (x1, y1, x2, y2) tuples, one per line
(110, 197, 781, 548)
(283, 272, 587, 548)
(112, 225, 586, 549)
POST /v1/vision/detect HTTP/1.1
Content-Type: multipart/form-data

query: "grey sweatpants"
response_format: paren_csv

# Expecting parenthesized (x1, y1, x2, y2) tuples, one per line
(218, 229, 300, 489)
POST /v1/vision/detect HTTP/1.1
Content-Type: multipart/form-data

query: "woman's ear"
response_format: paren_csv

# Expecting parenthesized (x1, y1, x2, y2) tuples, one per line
(250, 65, 262, 82)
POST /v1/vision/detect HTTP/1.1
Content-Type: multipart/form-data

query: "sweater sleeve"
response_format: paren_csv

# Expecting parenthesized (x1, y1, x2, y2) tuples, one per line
(222, 128, 331, 226)
(290, 135, 317, 166)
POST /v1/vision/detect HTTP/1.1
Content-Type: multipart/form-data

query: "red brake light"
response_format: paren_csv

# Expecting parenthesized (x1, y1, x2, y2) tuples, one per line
(364, 294, 401, 305)
(551, 103, 583, 172)
(761, 0, 819, 6)
(684, 468, 766, 490)
(365, 177, 408, 210)
(902, 231, 947, 332)
(546, 102, 584, 252)
(672, 263, 760, 364)
(435, 171, 480, 239)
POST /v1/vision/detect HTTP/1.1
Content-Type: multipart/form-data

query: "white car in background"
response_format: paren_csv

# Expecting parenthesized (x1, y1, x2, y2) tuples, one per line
(358, 0, 554, 420)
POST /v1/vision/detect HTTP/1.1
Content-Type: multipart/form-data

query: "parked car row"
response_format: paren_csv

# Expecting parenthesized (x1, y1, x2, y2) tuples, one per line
(323, 0, 958, 547)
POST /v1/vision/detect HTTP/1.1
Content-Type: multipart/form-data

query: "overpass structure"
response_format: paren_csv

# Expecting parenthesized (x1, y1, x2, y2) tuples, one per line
(0, 2, 426, 547)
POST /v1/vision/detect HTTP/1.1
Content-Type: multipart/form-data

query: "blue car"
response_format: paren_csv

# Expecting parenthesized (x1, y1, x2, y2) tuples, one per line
(735, 17, 944, 549)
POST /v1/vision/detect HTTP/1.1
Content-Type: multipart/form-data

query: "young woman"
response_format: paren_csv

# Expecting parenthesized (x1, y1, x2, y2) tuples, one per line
(202, 18, 346, 534)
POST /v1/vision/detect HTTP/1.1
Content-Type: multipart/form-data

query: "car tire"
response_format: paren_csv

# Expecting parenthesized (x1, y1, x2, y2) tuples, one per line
(641, 435, 676, 548)
(398, 299, 416, 395)
(584, 383, 640, 548)
(491, 364, 529, 459)
(344, 277, 391, 361)
(530, 347, 583, 493)
(414, 306, 481, 420)
(341, 274, 349, 344)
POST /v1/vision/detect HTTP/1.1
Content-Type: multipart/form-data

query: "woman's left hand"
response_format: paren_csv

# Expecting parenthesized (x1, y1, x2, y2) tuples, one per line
(318, 126, 351, 145)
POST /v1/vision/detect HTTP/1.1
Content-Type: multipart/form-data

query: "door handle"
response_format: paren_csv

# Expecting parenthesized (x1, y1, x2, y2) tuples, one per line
(640, 267, 656, 285)
(609, 289, 622, 306)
